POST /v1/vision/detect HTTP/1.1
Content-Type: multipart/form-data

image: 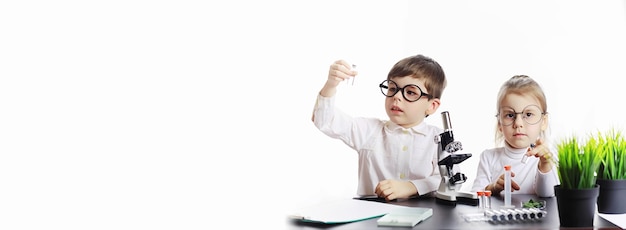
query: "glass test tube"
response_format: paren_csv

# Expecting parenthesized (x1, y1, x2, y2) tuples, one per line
(483, 190, 492, 209)
(515, 209, 527, 220)
(498, 209, 512, 221)
(525, 208, 536, 219)
(498, 210, 508, 221)
(485, 209, 500, 222)
(529, 208, 546, 219)
(476, 191, 485, 210)
(349, 64, 357, 85)
(503, 165, 513, 208)
(506, 210, 516, 221)
(522, 143, 536, 164)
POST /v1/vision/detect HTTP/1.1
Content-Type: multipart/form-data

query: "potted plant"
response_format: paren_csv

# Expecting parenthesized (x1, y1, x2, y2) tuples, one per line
(596, 128, 626, 214)
(554, 135, 604, 227)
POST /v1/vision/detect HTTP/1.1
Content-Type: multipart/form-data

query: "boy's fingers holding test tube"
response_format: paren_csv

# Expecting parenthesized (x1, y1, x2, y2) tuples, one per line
(328, 60, 357, 85)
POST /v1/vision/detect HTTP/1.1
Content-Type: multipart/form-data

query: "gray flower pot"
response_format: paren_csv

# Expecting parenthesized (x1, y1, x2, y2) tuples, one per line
(554, 185, 599, 227)
(597, 179, 626, 214)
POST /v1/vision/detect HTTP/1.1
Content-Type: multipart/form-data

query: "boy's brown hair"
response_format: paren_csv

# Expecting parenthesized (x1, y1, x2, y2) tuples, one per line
(387, 54, 447, 99)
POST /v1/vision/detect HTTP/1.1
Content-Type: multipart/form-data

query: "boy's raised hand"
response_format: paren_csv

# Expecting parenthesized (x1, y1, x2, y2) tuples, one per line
(374, 179, 417, 201)
(319, 60, 357, 97)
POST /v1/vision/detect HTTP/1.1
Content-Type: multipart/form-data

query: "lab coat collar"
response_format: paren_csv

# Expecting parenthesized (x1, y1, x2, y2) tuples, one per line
(384, 121, 428, 136)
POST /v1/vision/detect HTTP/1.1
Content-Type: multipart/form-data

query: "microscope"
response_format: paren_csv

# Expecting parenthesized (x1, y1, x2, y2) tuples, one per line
(434, 111, 479, 206)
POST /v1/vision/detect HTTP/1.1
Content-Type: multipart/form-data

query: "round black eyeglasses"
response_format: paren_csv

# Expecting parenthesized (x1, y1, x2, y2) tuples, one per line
(379, 80, 432, 102)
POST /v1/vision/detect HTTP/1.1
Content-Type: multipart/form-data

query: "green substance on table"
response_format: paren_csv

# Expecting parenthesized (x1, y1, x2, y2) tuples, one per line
(522, 199, 544, 208)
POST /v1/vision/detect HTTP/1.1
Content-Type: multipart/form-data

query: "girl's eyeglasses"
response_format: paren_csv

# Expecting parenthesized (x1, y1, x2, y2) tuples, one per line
(496, 105, 546, 126)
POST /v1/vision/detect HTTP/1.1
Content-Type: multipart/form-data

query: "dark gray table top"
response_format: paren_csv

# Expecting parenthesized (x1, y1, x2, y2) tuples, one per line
(287, 194, 621, 229)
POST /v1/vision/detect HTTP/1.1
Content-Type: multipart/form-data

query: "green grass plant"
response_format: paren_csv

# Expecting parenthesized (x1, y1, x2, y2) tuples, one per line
(598, 128, 626, 180)
(556, 135, 604, 189)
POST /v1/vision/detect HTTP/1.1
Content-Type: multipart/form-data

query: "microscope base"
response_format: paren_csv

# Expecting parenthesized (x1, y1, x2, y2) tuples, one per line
(435, 191, 479, 206)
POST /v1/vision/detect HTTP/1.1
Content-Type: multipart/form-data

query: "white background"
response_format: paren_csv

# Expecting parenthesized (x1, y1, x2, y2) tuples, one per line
(1, 1, 625, 229)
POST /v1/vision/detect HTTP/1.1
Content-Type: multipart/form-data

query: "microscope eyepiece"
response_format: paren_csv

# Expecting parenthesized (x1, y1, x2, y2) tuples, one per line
(441, 111, 453, 132)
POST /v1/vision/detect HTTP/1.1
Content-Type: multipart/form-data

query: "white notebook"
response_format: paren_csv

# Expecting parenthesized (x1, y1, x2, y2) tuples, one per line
(377, 207, 433, 227)
(288, 199, 401, 224)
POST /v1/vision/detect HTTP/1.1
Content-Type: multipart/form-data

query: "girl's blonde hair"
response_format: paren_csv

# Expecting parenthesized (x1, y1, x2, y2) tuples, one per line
(494, 75, 549, 147)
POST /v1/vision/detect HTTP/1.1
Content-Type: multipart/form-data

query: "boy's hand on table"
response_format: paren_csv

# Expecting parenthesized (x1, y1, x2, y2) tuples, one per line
(374, 179, 417, 201)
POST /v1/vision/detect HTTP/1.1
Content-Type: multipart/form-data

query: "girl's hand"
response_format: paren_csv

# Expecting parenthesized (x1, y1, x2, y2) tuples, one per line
(526, 139, 555, 173)
(487, 172, 520, 196)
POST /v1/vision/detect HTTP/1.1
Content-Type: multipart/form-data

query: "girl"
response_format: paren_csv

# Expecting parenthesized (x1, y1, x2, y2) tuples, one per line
(471, 75, 559, 197)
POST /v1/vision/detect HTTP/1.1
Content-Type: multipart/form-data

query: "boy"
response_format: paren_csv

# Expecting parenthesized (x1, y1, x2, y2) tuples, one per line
(311, 54, 447, 200)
